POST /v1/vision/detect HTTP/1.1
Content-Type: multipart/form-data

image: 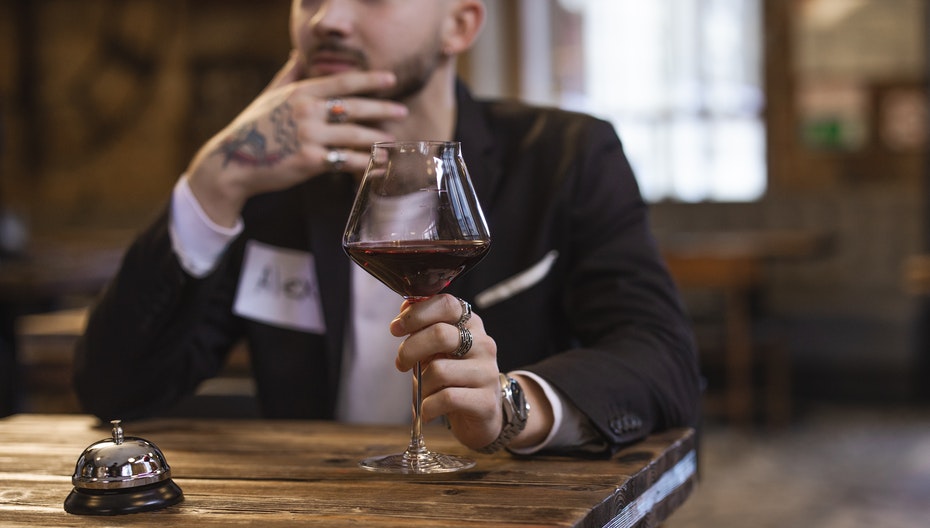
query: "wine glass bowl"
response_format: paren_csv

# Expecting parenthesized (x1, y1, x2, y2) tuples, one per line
(343, 141, 491, 473)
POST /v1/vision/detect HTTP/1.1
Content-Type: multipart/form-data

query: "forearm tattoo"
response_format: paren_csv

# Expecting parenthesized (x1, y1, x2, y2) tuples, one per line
(217, 102, 299, 167)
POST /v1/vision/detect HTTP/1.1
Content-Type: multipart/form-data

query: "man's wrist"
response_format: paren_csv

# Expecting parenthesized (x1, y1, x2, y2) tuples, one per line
(509, 370, 607, 455)
(185, 153, 249, 228)
(170, 175, 243, 278)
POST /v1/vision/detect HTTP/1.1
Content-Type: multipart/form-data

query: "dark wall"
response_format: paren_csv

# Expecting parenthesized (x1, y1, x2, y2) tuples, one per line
(0, 0, 291, 230)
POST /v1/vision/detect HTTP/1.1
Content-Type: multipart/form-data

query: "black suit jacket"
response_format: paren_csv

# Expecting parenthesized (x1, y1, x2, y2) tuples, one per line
(74, 83, 701, 450)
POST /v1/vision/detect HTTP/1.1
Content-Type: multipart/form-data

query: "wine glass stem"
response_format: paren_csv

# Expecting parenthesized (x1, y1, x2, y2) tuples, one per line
(407, 361, 428, 456)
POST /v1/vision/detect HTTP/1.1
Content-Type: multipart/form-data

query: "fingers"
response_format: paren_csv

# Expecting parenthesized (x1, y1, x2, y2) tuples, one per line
(421, 383, 498, 428)
(307, 70, 399, 99)
(288, 69, 407, 118)
(394, 321, 494, 372)
(266, 52, 399, 98)
(256, 65, 408, 149)
(418, 363, 502, 448)
(392, 296, 494, 370)
(418, 356, 491, 400)
(391, 294, 469, 336)
(391, 294, 498, 412)
(291, 73, 407, 175)
(320, 96, 409, 127)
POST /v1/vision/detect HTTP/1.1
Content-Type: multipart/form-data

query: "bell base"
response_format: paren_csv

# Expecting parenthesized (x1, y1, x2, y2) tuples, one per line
(64, 479, 184, 515)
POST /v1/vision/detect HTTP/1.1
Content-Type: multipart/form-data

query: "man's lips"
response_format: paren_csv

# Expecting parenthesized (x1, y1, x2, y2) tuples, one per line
(307, 52, 363, 76)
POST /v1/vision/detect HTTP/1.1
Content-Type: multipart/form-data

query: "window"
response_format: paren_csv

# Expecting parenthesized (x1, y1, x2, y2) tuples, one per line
(530, 0, 767, 202)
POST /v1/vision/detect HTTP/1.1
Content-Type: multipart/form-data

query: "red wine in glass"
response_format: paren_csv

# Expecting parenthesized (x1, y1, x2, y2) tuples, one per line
(345, 240, 490, 301)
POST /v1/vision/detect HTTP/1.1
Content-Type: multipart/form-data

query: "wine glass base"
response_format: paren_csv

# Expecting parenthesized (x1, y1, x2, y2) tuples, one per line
(359, 450, 475, 474)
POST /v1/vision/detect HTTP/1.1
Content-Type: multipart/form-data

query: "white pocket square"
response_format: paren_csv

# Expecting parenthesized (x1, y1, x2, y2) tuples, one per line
(474, 250, 559, 309)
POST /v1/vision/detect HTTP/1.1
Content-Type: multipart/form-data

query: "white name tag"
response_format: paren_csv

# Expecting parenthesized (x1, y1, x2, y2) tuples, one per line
(233, 240, 326, 333)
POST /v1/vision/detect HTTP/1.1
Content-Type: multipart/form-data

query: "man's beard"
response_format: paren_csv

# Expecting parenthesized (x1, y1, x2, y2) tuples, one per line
(307, 37, 444, 101)
(385, 47, 442, 101)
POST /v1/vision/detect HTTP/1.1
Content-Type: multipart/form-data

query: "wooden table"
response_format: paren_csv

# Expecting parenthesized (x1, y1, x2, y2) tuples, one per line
(0, 414, 696, 527)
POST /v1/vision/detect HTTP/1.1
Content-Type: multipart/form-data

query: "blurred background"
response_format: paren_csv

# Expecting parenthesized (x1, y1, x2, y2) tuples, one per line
(1, 0, 928, 525)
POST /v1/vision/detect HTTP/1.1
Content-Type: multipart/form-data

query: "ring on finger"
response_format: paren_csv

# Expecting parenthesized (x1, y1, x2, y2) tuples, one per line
(325, 148, 347, 172)
(325, 97, 348, 123)
(456, 298, 472, 327)
(451, 325, 473, 359)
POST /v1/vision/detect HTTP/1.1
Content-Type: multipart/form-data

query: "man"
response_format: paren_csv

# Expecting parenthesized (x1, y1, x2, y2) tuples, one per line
(74, 0, 700, 455)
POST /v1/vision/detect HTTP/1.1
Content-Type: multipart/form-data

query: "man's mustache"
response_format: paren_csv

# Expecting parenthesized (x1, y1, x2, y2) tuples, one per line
(307, 41, 369, 69)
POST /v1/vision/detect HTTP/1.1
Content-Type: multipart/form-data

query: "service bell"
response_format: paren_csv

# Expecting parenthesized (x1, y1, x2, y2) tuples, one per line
(64, 420, 184, 515)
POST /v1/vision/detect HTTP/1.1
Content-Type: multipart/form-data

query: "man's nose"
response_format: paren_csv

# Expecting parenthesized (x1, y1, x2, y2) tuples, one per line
(309, 0, 354, 38)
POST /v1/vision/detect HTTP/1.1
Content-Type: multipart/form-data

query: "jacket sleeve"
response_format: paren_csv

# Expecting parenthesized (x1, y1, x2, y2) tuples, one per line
(526, 118, 701, 451)
(73, 206, 245, 421)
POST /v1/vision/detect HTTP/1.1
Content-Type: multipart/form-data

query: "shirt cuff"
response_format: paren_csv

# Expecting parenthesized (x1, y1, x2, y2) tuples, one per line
(507, 370, 602, 455)
(169, 175, 243, 278)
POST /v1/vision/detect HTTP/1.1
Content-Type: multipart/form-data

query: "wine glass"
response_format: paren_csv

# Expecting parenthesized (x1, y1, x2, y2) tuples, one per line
(342, 141, 491, 474)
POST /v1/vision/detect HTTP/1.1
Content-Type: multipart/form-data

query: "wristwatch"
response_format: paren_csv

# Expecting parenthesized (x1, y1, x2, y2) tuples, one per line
(477, 374, 530, 454)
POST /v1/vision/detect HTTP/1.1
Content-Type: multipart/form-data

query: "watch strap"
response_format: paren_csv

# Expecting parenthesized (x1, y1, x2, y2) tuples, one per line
(476, 374, 529, 454)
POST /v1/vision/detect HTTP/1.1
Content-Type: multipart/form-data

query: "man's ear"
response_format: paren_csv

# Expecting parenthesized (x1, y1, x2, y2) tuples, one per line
(441, 0, 486, 56)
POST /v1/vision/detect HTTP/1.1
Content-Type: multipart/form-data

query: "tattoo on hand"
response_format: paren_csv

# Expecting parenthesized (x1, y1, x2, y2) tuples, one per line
(218, 102, 299, 167)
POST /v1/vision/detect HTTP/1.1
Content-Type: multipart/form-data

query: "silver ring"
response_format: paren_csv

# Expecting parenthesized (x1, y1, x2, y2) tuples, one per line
(325, 149, 347, 172)
(451, 326, 473, 359)
(325, 98, 348, 123)
(456, 298, 472, 327)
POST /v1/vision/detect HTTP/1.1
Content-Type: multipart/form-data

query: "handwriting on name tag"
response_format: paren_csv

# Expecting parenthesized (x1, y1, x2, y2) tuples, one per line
(255, 263, 316, 300)
(234, 240, 326, 333)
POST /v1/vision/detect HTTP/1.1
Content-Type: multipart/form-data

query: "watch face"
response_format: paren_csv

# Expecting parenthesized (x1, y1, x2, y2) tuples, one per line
(508, 377, 530, 423)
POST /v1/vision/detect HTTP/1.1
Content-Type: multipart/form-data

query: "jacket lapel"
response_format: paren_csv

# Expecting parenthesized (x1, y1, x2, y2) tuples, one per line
(451, 82, 504, 299)
(303, 173, 355, 409)
(454, 81, 503, 210)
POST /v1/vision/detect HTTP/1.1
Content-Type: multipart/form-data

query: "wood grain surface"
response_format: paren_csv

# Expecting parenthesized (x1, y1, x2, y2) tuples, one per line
(0, 414, 695, 527)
